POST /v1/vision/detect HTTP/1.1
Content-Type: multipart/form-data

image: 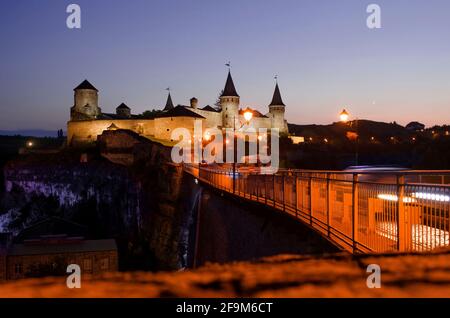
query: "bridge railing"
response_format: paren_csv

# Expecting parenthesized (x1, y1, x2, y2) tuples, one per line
(184, 164, 450, 253)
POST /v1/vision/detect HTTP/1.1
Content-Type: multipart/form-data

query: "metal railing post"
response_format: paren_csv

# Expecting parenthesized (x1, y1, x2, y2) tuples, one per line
(256, 175, 259, 201)
(397, 174, 408, 252)
(308, 174, 313, 225)
(295, 174, 299, 218)
(233, 163, 236, 194)
(282, 173, 286, 212)
(273, 174, 276, 207)
(265, 175, 268, 205)
(352, 173, 359, 252)
(326, 173, 331, 237)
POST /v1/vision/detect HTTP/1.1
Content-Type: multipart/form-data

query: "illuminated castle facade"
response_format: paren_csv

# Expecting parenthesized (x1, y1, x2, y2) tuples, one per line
(67, 71, 288, 146)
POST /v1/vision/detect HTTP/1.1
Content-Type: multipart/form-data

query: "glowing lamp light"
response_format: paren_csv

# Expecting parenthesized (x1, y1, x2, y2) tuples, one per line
(377, 194, 415, 203)
(27, 141, 33, 147)
(258, 135, 263, 141)
(339, 109, 350, 123)
(204, 132, 211, 141)
(412, 192, 450, 202)
(243, 110, 253, 123)
(225, 139, 230, 144)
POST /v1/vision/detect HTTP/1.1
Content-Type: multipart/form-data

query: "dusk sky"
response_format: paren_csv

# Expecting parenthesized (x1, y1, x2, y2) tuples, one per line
(1, 0, 449, 131)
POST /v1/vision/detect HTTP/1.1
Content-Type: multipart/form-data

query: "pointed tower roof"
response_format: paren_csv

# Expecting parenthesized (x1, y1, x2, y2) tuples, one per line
(164, 92, 174, 111)
(221, 71, 239, 97)
(74, 79, 98, 91)
(116, 103, 130, 110)
(269, 83, 285, 106)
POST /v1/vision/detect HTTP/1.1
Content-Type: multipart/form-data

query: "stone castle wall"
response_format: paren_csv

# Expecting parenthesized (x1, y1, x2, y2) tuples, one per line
(67, 113, 277, 147)
(190, 109, 222, 128)
(153, 117, 205, 141)
(67, 119, 155, 146)
(68, 116, 207, 146)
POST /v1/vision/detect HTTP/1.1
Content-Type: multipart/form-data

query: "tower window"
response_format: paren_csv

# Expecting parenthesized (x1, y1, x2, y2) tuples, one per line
(83, 258, 92, 272)
(15, 263, 23, 274)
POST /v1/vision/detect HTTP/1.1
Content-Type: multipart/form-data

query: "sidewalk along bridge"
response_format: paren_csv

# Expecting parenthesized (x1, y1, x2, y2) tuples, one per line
(183, 165, 450, 254)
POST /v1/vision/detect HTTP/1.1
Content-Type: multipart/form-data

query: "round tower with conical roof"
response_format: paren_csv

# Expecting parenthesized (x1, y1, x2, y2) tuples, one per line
(70, 80, 101, 120)
(220, 71, 240, 128)
(268, 82, 288, 134)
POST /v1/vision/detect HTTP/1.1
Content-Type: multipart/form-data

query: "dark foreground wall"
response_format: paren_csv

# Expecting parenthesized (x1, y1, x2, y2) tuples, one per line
(192, 182, 339, 267)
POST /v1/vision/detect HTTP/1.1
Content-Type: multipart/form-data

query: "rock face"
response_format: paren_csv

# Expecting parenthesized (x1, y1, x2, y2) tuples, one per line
(2, 155, 140, 238)
(0, 138, 192, 271)
(1, 249, 450, 297)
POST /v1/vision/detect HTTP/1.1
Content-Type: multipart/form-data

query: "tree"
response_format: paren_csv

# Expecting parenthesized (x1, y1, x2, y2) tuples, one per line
(214, 89, 224, 111)
(140, 110, 162, 119)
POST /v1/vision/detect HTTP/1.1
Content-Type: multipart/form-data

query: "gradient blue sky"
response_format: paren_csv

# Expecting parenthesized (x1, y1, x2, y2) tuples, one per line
(1, 0, 449, 130)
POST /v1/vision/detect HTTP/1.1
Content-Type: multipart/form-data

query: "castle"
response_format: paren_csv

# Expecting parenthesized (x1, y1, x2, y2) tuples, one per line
(67, 71, 288, 146)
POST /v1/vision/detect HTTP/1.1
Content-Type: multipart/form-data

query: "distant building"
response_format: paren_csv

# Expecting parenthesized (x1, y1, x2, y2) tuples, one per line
(0, 217, 118, 281)
(67, 71, 289, 146)
(290, 136, 305, 144)
(98, 128, 161, 166)
(405, 121, 425, 132)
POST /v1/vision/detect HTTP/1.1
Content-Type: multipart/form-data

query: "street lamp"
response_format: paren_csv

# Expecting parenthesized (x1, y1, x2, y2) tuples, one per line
(232, 109, 253, 193)
(243, 110, 253, 122)
(339, 109, 350, 123)
(339, 108, 359, 166)
(203, 131, 211, 141)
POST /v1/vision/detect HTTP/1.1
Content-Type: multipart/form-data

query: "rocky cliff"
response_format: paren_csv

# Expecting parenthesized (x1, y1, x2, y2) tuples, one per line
(0, 139, 195, 271)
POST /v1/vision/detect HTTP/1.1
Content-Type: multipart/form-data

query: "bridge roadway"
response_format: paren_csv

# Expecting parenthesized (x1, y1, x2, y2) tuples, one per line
(184, 164, 450, 254)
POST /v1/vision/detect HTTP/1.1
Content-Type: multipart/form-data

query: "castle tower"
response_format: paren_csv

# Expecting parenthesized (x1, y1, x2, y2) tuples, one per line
(220, 71, 240, 128)
(70, 80, 101, 121)
(268, 81, 288, 134)
(116, 103, 131, 118)
(163, 92, 174, 111)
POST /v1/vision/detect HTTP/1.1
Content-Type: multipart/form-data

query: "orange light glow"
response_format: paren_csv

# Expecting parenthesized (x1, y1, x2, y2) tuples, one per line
(243, 110, 253, 122)
(339, 109, 350, 123)
(346, 131, 358, 141)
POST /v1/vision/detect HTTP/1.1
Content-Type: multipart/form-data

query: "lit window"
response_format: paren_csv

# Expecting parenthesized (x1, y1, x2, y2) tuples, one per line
(15, 263, 23, 274)
(83, 258, 92, 272)
(100, 258, 109, 271)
